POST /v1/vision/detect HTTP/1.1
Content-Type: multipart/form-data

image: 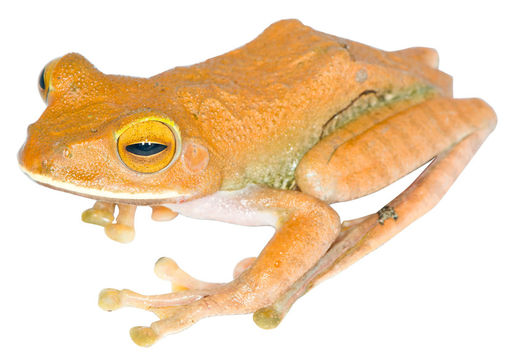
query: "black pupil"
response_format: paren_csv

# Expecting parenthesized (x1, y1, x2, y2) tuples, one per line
(126, 142, 167, 156)
(39, 68, 46, 90)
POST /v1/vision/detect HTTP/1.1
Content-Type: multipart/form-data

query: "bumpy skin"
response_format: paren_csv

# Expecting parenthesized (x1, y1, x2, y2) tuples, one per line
(18, 19, 451, 200)
(18, 19, 496, 346)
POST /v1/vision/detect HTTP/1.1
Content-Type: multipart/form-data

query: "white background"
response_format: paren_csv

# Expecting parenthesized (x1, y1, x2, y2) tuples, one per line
(1, 0, 506, 359)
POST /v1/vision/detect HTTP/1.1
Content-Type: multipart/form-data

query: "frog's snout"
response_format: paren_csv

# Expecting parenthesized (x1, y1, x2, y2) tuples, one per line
(18, 138, 42, 175)
(18, 133, 62, 178)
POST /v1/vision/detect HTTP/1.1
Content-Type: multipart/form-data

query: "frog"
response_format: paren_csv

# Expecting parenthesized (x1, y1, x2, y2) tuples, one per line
(18, 19, 496, 346)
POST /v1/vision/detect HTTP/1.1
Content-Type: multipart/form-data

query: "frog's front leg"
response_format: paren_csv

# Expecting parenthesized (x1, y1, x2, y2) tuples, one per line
(99, 187, 341, 346)
(82, 201, 137, 243)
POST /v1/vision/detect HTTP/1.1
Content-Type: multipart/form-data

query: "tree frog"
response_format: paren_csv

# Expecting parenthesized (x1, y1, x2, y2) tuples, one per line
(18, 19, 496, 346)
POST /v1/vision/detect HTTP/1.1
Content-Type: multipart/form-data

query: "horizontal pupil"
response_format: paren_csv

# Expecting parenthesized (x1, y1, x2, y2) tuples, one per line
(126, 143, 167, 156)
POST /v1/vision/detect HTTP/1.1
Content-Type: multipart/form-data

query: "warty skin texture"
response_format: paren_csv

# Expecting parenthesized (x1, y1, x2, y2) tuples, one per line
(18, 19, 496, 345)
(19, 19, 451, 202)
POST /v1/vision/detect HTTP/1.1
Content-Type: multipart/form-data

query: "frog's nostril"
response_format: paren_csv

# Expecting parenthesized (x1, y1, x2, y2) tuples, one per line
(63, 147, 73, 159)
(18, 138, 51, 175)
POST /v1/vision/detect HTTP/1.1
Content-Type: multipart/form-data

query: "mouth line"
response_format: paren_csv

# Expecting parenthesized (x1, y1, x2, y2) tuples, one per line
(19, 165, 191, 204)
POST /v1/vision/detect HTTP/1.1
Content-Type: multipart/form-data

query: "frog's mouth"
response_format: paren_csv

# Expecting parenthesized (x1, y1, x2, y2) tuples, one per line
(19, 165, 192, 205)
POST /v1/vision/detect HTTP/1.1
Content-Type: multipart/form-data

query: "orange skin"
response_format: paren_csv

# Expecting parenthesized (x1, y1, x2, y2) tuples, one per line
(18, 20, 496, 346)
(18, 19, 450, 201)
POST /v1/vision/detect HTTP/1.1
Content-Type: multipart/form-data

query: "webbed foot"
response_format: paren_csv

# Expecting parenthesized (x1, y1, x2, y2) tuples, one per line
(98, 282, 221, 346)
(99, 255, 259, 346)
(99, 282, 261, 346)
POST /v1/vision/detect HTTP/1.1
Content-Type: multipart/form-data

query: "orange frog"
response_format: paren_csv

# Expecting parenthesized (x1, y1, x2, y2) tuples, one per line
(18, 20, 496, 346)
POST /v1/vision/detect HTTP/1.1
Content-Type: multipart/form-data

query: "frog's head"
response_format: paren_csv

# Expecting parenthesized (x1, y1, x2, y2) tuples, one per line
(18, 54, 222, 205)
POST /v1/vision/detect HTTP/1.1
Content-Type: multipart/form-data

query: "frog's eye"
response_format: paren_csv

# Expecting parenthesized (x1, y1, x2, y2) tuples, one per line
(117, 120, 179, 173)
(38, 67, 49, 103)
(38, 58, 60, 104)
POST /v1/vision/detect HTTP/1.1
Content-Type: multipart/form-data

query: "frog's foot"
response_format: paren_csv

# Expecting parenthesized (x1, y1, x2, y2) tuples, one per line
(127, 292, 234, 347)
(98, 256, 259, 346)
(99, 281, 268, 347)
(104, 204, 136, 243)
(151, 206, 178, 222)
(98, 287, 212, 346)
(82, 201, 115, 227)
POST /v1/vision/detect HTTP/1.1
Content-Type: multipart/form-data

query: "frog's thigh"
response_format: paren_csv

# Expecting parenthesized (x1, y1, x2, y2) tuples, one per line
(260, 99, 496, 322)
(296, 97, 496, 203)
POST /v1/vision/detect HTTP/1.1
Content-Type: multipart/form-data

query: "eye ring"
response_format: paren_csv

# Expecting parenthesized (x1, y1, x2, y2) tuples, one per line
(38, 68, 46, 92)
(116, 117, 181, 173)
(38, 66, 49, 102)
(37, 58, 60, 104)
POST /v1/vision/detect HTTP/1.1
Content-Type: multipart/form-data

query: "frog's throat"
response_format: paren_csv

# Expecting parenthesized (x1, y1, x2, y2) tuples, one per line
(19, 165, 191, 204)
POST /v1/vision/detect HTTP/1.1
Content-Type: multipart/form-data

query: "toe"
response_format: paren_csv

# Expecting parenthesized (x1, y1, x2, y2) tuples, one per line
(105, 224, 135, 243)
(154, 257, 221, 291)
(253, 306, 283, 329)
(151, 206, 178, 221)
(81, 208, 114, 226)
(154, 257, 179, 278)
(154, 257, 188, 291)
(98, 288, 123, 311)
(130, 326, 159, 347)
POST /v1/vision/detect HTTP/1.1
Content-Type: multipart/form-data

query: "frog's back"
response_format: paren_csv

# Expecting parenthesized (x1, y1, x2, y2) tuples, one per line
(154, 20, 452, 190)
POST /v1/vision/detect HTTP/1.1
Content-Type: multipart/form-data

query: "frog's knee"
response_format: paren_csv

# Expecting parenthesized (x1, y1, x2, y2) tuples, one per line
(295, 159, 347, 203)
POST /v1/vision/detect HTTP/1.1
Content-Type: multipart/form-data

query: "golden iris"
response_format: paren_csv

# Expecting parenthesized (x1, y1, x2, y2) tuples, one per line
(117, 120, 177, 173)
(38, 58, 60, 104)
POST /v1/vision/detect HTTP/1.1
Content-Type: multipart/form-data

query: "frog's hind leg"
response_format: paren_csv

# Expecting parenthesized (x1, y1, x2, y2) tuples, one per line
(98, 256, 258, 346)
(265, 97, 497, 326)
(296, 96, 496, 203)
